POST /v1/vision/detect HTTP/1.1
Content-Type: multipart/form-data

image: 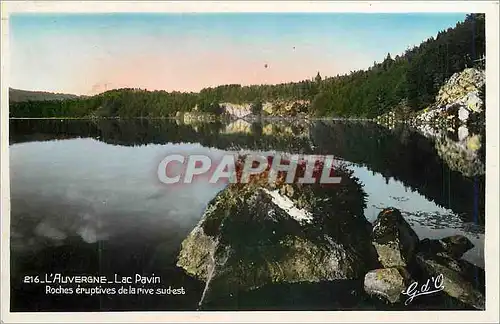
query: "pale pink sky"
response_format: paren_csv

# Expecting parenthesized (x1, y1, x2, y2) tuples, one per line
(10, 13, 467, 95)
(84, 43, 365, 95)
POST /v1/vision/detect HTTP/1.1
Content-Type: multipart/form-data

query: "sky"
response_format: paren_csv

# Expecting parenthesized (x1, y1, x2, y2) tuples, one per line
(9, 13, 468, 95)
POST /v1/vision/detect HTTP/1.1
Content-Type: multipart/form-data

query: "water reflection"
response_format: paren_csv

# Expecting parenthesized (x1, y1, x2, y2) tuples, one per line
(348, 164, 483, 267)
(10, 139, 228, 255)
(9, 118, 485, 310)
(310, 120, 485, 226)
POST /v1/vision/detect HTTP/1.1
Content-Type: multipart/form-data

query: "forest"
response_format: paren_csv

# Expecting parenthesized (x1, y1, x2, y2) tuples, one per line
(9, 14, 485, 119)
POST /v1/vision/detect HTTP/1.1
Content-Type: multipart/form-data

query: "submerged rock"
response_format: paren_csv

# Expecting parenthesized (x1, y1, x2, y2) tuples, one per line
(415, 252, 485, 310)
(364, 268, 408, 304)
(371, 208, 419, 268)
(419, 235, 474, 259)
(177, 163, 379, 308)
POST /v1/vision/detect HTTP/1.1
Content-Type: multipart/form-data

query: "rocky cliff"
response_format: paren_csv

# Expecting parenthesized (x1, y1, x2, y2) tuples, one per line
(216, 100, 311, 119)
(413, 68, 485, 131)
(375, 67, 486, 178)
(376, 67, 485, 132)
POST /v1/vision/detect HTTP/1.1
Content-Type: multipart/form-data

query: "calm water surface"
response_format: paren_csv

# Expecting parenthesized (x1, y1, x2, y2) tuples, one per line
(9, 118, 485, 311)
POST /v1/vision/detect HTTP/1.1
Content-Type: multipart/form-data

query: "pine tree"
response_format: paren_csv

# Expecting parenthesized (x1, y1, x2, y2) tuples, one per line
(315, 72, 322, 84)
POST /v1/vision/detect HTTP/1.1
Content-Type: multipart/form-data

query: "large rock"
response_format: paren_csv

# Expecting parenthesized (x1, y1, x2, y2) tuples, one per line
(364, 268, 409, 304)
(436, 68, 485, 109)
(221, 102, 251, 118)
(177, 164, 379, 308)
(411, 68, 485, 137)
(371, 208, 420, 268)
(415, 252, 485, 310)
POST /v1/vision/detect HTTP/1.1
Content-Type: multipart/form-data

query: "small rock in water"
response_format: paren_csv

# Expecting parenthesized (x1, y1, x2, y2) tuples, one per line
(364, 268, 406, 304)
(371, 208, 419, 268)
(419, 235, 474, 259)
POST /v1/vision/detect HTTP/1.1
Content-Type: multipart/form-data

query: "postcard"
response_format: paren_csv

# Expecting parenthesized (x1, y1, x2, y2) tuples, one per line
(1, 1, 499, 323)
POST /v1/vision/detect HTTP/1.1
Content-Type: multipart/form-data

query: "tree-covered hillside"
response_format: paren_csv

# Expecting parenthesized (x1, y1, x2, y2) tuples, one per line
(10, 14, 485, 119)
(9, 88, 80, 103)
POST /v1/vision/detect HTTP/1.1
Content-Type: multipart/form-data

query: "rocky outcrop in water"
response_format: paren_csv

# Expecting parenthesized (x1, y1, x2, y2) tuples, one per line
(365, 208, 417, 304)
(364, 208, 485, 309)
(371, 208, 419, 268)
(415, 252, 485, 310)
(217, 100, 311, 119)
(418, 235, 474, 259)
(176, 161, 379, 308)
(375, 68, 485, 138)
(412, 68, 485, 134)
(178, 179, 485, 310)
(416, 234, 485, 310)
(375, 68, 486, 178)
(435, 68, 485, 112)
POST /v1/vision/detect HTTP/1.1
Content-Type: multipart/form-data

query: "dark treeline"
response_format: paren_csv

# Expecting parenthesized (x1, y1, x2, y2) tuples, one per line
(10, 119, 484, 224)
(9, 90, 200, 118)
(10, 14, 485, 118)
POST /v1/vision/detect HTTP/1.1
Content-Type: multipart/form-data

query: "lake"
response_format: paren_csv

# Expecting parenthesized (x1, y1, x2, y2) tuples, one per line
(8, 118, 485, 311)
